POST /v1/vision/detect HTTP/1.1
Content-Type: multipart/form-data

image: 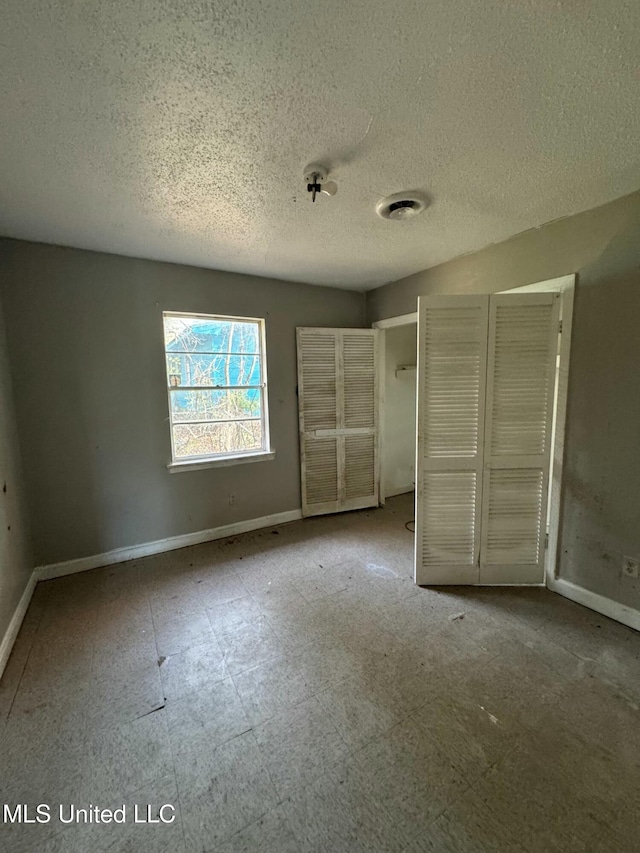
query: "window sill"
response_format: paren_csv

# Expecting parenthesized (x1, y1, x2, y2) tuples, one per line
(167, 450, 275, 473)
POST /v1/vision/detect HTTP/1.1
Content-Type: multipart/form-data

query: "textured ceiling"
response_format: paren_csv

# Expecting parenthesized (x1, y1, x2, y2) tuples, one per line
(1, 1, 640, 290)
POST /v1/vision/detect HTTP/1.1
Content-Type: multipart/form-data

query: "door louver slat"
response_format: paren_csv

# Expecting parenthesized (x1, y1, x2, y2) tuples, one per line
(298, 333, 337, 432)
(485, 468, 544, 565)
(490, 303, 556, 456)
(343, 334, 376, 430)
(305, 438, 339, 505)
(480, 293, 560, 584)
(423, 308, 484, 458)
(421, 471, 477, 565)
(345, 435, 376, 499)
(415, 296, 489, 584)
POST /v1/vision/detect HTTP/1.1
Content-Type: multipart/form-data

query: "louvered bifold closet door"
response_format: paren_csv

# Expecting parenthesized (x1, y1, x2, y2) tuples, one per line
(415, 296, 489, 584)
(479, 293, 560, 583)
(297, 328, 379, 517)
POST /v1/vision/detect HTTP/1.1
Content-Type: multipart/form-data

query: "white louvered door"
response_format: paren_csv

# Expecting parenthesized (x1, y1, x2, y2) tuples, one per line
(297, 329, 341, 515)
(479, 293, 560, 583)
(297, 328, 379, 517)
(415, 296, 489, 584)
(415, 292, 560, 585)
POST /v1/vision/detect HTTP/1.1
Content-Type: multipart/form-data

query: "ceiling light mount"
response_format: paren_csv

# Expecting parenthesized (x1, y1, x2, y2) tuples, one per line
(376, 191, 429, 221)
(303, 163, 338, 203)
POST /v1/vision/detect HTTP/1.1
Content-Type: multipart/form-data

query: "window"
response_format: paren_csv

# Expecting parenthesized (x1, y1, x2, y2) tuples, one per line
(163, 312, 270, 466)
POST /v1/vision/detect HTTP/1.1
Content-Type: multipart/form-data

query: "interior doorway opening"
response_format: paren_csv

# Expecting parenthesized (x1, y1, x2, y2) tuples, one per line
(373, 313, 419, 508)
(381, 322, 418, 501)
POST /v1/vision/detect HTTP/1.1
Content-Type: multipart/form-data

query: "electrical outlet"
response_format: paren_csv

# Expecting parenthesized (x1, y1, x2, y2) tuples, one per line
(228, 493, 235, 507)
(622, 556, 639, 579)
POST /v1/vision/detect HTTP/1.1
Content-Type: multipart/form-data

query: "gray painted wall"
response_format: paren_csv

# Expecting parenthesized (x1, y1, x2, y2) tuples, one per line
(0, 239, 365, 566)
(367, 190, 640, 611)
(0, 294, 32, 646)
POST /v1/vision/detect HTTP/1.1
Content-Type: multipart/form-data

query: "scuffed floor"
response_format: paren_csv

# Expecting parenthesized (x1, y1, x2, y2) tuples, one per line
(0, 493, 639, 852)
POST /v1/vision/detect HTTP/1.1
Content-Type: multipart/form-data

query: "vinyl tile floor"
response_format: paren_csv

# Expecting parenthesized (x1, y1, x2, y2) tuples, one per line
(1, 493, 639, 852)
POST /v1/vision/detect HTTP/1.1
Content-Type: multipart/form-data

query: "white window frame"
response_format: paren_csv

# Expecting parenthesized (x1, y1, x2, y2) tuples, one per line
(163, 311, 274, 472)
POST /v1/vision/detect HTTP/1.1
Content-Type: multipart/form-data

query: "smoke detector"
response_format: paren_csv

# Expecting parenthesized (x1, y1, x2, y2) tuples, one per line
(376, 191, 428, 221)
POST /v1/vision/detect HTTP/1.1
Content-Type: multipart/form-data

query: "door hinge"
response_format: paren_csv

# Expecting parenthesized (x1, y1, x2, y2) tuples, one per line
(558, 320, 563, 334)
(544, 532, 549, 549)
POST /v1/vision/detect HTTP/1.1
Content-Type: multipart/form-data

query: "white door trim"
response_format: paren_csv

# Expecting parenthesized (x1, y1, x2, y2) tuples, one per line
(372, 312, 418, 330)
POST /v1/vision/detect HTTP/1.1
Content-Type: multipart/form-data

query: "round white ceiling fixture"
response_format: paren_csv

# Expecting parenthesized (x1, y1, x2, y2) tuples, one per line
(375, 191, 429, 221)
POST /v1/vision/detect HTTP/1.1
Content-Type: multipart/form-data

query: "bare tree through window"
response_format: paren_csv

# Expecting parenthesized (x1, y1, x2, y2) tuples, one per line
(163, 313, 268, 460)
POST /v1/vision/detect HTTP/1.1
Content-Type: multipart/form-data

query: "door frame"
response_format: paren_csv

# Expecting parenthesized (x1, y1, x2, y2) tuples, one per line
(372, 274, 575, 587)
(372, 312, 418, 504)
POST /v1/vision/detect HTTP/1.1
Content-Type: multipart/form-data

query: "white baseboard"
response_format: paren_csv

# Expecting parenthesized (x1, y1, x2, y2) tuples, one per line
(0, 571, 37, 681)
(548, 576, 640, 632)
(35, 508, 303, 582)
(384, 485, 415, 498)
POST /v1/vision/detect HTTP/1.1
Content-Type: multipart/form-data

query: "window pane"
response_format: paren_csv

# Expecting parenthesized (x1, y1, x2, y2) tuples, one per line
(166, 354, 261, 387)
(173, 421, 262, 458)
(164, 317, 259, 354)
(170, 389, 261, 422)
